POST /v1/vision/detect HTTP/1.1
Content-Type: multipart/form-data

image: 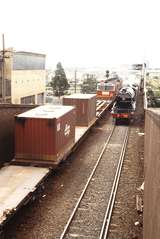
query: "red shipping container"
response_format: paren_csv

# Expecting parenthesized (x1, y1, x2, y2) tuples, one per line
(63, 94, 96, 126)
(15, 105, 76, 163)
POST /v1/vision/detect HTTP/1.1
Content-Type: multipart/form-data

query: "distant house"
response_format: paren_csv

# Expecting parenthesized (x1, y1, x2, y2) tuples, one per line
(0, 49, 46, 104)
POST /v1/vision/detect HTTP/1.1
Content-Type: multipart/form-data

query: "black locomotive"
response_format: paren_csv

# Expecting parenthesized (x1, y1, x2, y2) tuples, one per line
(111, 86, 137, 123)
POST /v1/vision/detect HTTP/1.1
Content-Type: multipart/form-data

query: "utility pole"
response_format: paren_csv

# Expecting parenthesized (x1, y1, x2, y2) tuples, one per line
(1, 34, 5, 103)
(74, 69, 77, 93)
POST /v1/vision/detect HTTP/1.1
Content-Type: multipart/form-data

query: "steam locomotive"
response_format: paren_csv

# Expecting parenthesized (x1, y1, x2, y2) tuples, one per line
(111, 86, 137, 123)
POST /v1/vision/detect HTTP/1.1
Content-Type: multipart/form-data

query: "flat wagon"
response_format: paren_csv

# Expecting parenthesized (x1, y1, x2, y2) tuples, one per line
(0, 94, 114, 233)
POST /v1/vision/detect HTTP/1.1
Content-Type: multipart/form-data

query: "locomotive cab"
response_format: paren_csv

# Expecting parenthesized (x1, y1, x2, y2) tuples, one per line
(96, 82, 116, 100)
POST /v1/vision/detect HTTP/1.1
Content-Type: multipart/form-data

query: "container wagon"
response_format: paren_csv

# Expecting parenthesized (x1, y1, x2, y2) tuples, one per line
(14, 105, 76, 166)
(0, 105, 77, 231)
(0, 94, 113, 233)
(0, 165, 50, 231)
(0, 102, 96, 230)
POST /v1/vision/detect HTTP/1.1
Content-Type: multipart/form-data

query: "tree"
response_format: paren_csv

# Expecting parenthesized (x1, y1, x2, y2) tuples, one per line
(81, 74, 97, 94)
(50, 62, 70, 96)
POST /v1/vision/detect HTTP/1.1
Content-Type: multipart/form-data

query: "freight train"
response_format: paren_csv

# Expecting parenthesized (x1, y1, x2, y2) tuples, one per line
(0, 93, 112, 234)
(111, 86, 137, 123)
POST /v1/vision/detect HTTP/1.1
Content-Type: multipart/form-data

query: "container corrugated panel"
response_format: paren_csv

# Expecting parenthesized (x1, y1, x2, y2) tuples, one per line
(15, 105, 76, 163)
(63, 94, 96, 126)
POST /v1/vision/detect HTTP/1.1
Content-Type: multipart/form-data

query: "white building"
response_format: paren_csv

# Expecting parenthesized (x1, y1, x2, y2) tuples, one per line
(0, 50, 46, 104)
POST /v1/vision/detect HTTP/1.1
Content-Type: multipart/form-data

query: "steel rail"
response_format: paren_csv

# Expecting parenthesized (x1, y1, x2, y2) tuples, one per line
(60, 125, 115, 239)
(99, 126, 129, 239)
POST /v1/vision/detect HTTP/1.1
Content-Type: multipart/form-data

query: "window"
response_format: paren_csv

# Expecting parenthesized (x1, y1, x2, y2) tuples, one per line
(5, 79, 11, 97)
(104, 85, 115, 91)
(97, 83, 105, 91)
(21, 95, 35, 104)
(37, 93, 44, 105)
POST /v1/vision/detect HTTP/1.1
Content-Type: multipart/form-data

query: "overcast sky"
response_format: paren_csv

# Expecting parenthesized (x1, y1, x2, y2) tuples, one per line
(0, 0, 159, 68)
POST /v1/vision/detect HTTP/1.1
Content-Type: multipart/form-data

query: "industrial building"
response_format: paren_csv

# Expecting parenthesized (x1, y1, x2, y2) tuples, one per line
(0, 49, 46, 104)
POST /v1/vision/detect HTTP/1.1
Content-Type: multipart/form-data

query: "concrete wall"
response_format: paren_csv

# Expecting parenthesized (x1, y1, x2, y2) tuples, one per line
(11, 70, 46, 104)
(0, 104, 37, 166)
(144, 108, 160, 239)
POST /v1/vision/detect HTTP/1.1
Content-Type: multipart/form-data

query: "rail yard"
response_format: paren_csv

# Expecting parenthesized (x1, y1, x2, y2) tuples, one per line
(0, 0, 160, 237)
(0, 80, 146, 239)
(0, 74, 159, 239)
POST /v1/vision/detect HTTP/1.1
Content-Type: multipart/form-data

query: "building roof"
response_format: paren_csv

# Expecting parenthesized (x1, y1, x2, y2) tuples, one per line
(13, 51, 46, 70)
(16, 105, 75, 119)
(15, 51, 46, 57)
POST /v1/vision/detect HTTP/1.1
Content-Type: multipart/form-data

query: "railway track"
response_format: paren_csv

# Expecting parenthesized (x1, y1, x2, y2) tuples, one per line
(60, 125, 129, 239)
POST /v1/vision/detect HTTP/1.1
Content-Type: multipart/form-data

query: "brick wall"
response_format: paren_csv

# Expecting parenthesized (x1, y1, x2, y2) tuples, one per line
(0, 104, 37, 166)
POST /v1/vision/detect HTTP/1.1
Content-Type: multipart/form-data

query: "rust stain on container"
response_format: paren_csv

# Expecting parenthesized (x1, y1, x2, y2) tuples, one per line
(15, 105, 76, 163)
(63, 94, 96, 126)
